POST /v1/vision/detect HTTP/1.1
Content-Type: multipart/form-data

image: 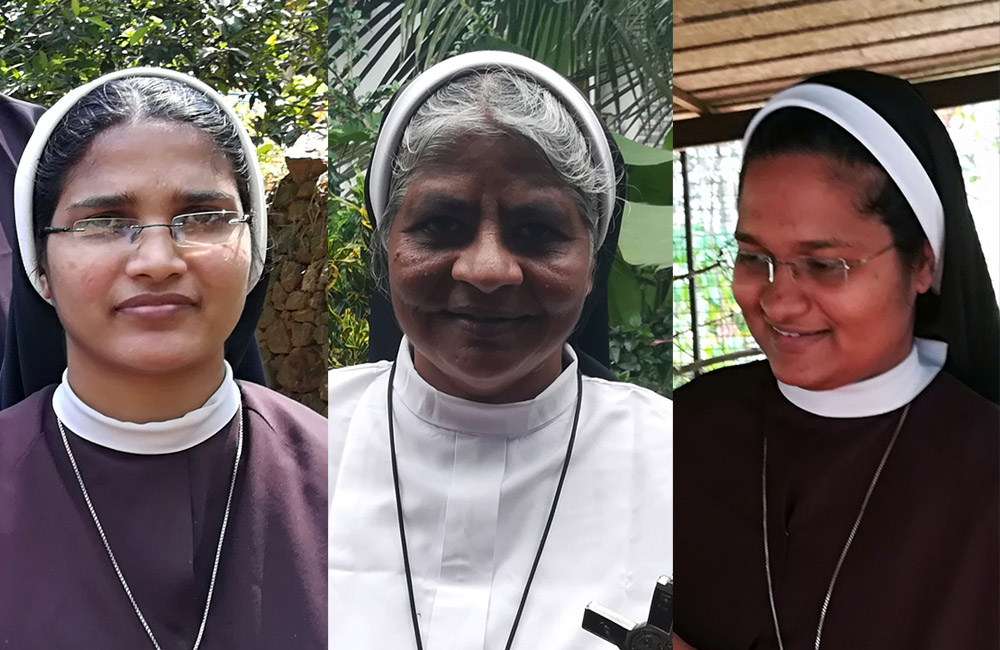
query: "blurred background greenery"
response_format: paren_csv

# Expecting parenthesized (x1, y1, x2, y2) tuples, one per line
(2, 0, 326, 153)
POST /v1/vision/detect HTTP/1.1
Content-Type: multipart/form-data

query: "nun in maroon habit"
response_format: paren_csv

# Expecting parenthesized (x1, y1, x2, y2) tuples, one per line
(674, 70, 999, 650)
(0, 68, 326, 648)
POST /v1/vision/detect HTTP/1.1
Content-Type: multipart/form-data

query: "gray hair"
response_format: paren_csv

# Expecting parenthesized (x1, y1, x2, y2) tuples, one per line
(371, 69, 613, 292)
(33, 77, 258, 269)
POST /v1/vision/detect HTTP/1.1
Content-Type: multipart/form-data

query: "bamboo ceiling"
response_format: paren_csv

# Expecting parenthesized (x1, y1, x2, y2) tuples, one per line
(674, 0, 1000, 147)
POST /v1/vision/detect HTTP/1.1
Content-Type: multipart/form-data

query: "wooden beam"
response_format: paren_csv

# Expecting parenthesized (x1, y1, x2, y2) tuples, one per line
(676, 25, 1000, 90)
(676, 0, 826, 23)
(694, 46, 1000, 102)
(674, 71, 1000, 149)
(675, 3, 999, 73)
(673, 86, 713, 115)
(675, 0, 982, 49)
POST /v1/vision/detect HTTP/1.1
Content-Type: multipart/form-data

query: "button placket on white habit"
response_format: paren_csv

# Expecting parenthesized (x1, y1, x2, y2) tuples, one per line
(425, 434, 507, 648)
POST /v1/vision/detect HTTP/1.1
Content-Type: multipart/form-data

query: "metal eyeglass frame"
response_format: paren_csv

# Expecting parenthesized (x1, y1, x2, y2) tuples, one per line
(42, 211, 251, 247)
(735, 243, 895, 285)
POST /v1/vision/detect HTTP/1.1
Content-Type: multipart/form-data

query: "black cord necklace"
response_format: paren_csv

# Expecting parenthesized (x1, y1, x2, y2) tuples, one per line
(387, 359, 584, 650)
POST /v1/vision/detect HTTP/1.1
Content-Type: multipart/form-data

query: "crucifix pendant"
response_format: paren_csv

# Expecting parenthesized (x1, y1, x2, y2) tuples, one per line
(582, 576, 672, 650)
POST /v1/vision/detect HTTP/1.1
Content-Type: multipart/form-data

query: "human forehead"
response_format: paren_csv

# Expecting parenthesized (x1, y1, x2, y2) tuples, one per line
(60, 121, 236, 196)
(737, 153, 889, 250)
(420, 132, 564, 180)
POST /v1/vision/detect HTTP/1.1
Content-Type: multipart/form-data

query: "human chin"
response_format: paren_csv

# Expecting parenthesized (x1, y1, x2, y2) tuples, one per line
(747, 316, 838, 390)
(71, 321, 215, 375)
(419, 338, 559, 399)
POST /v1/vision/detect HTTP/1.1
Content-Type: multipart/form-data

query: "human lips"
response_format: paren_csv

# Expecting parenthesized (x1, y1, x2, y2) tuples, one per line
(769, 323, 827, 338)
(439, 307, 533, 334)
(115, 292, 198, 317)
(764, 320, 830, 352)
(442, 307, 531, 321)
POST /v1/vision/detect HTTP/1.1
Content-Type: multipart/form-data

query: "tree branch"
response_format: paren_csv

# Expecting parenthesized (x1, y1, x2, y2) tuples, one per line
(672, 261, 722, 281)
(674, 348, 762, 375)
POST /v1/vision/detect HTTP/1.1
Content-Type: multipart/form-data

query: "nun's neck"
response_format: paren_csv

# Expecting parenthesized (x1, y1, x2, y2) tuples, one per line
(65, 350, 228, 423)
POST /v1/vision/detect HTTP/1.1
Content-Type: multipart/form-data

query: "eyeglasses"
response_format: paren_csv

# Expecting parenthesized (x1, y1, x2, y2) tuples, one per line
(733, 244, 895, 289)
(42, 211, 251, 249)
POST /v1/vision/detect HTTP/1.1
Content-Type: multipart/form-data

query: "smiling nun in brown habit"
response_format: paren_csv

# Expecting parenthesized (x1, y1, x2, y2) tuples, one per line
(675, 70, 999, 650)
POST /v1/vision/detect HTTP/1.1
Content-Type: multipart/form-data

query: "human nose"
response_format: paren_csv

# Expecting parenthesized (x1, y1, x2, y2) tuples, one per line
(758, 261, 810, 320)
(451, 224, 523, 293)
(124, 225, 188, 281)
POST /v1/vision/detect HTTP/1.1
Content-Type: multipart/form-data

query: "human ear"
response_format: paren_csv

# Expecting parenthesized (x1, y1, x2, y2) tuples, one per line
(39, 270, 53, 301)
(913, 240, 934, 295)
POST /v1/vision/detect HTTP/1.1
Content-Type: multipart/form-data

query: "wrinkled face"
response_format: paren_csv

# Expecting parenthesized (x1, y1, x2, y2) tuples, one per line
(42, 121, 251, 377)
(388, 134, 594, 403)
(734, 153, 932, 390)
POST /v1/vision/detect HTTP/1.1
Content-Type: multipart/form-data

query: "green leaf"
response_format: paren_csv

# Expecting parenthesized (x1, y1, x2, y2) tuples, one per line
(70, 0, 81, 17)
(613, 132, 672, 166)
(468, 34, 531, 58)
(619, 202, 671, 268)
(128, 25, 149, 46)
(607, 254, 644, 327)
(626, 161, 671, 206)
(87, 16, 110, 30)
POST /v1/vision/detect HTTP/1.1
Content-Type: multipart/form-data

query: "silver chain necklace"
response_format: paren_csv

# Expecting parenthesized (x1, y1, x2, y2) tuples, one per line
(763, 402, 910, 650)
(57, 406, 244, 650)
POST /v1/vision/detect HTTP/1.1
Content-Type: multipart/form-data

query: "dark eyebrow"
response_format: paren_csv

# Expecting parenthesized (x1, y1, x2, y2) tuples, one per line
(69, 192, 137, 209)
(408, 192, 476, 217)
(502, 201, 571, 223)
(176, 189, 240, 204)
(68, 189, 238, 209)
(734, 231, 855, 252)
(797, 238, 855, 252)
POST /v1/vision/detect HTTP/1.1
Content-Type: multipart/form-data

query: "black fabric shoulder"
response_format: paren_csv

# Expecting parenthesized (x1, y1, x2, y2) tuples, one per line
(675, 360, 773, 404)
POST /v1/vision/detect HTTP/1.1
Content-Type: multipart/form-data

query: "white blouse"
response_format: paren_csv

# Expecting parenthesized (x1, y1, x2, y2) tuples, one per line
(329, 338, 671, 649)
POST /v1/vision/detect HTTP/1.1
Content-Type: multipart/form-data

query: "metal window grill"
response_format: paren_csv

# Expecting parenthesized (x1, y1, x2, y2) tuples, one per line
(673, 141, 762, 389)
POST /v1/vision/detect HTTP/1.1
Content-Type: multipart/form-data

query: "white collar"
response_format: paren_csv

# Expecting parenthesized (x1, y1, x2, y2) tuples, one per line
(777, 337, 947, 418)
(393, 336, 579, 437)
(52, 362, 242, 454)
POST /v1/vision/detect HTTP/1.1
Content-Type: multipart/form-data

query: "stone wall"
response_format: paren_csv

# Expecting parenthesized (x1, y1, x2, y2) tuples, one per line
(257, 155, 328, 416)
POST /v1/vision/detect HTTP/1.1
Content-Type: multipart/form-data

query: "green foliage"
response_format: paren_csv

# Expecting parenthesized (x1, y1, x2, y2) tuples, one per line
(329, 1, 396, 176)
(328, 172, 373, 368)
(333, 0, 670, 169)
(609, 264, 671, 397)
(0, 0, 326, 146)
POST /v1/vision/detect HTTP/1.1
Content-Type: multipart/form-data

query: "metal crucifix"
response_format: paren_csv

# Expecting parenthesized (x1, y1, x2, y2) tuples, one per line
(582, 576, 673, 650)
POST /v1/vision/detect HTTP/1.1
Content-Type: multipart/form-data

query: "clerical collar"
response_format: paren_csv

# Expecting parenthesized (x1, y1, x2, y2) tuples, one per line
(52, 362, 242, 454)
(393, 336, 579, 437)
(777, 337, 948, 418)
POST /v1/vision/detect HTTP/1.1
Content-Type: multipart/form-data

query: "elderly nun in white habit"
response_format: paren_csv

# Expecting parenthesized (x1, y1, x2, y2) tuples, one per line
(328, 51, 671, 649)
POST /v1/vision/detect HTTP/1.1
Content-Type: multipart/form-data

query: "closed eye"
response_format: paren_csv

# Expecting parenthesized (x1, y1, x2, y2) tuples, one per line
(801, 257, 846, 272)
(735, 251, 770, 265)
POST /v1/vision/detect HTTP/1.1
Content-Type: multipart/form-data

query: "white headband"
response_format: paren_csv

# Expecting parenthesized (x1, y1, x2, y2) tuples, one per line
(743, 83, 945, 292)
(13, 66, 268, 301)
(368, 50, 617, 246)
